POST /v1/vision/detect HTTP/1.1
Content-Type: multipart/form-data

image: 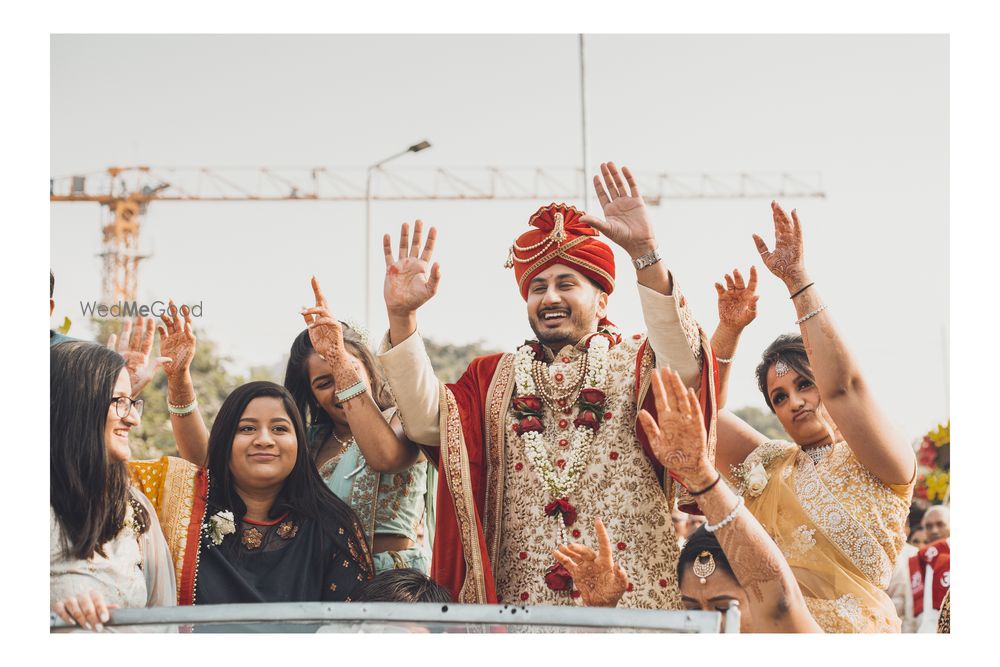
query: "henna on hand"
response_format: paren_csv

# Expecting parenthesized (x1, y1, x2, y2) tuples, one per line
(716, 266, 759, 330)
(159, 301, 196, 382)
(639, 368, 714, 488)
(552, 518, 629, 607)
(753, 202, 807, 288)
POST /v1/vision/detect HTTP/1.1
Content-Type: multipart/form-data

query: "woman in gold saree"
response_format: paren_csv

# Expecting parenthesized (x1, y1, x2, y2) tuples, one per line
(711, 201, 917, 632)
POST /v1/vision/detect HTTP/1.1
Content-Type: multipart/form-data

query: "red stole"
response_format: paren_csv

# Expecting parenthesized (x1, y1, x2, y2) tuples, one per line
(428, 337, 718, 603)
(910, 539, 950, 617)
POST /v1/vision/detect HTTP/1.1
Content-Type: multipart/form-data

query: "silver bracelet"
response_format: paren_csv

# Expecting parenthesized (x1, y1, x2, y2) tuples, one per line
(631, 248, 662, 271)
(705, 496, 744, 533)
(794, 304, 828, 326)
(716, 357, 733, 365)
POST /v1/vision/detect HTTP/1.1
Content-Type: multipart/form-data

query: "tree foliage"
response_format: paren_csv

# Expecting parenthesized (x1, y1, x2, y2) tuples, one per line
(730, 405, 788, 441)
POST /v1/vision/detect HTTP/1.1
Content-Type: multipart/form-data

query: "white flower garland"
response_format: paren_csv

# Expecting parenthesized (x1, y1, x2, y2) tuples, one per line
(513, 335, 610, 500)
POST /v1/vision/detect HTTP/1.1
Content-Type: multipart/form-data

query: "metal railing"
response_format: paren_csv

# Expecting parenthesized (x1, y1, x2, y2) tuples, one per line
(50, 601, 741, 633)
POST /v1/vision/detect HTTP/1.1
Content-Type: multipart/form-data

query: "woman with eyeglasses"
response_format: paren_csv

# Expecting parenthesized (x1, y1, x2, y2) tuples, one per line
(50, 341, 176, 631)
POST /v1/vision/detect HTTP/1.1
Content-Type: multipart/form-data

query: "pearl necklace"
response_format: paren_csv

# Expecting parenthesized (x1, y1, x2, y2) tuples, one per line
(803, 443, 835, 465)
(512, 336, 610, 501)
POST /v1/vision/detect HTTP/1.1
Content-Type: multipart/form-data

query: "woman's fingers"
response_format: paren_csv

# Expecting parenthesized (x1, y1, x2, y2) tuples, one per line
(118, 319, 132, 352)
(52, 601, 74, 626)
(747, 265, 758, 291)
(566, 543, 597, 561)
(139, 317, 155, 355)
(169, 299, 182, 332)
(638, 409, 661, 443)
(552, 549, 579, 577)
(752, 233, 770, 257)
(649, 368, 669, 417)
(733, 268, 745, 290)
(106, 333, 117, 351)
(594, 517, 613, 564)
(714, 282, 725, 297)
(724, 273, 736, 291)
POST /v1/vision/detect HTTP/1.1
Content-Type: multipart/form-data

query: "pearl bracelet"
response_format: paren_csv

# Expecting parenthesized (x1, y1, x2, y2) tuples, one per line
(335, 380, 368, 403)
(794, 304, 828, 326)
(716, 357, 733, 365)
(705, 496, 744, 533)
(168, 399, 198, 415)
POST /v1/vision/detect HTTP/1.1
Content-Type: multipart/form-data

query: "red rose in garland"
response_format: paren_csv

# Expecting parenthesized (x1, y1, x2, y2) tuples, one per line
(512, 395, 543, 415)
(573, 410, 601, 431)
(579, 388, 606, 406)
(544, 497, 578, 526)
(515, 416, 544, 435)
(544, 562, 573, 591)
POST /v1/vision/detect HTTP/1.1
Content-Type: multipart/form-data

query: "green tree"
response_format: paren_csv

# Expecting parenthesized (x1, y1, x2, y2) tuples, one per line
(423, 337, 499, 384)
(731, 405, 789, 441)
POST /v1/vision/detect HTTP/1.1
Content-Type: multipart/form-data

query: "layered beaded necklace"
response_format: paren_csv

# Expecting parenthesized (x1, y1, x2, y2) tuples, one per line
(511, 332, 612, 591)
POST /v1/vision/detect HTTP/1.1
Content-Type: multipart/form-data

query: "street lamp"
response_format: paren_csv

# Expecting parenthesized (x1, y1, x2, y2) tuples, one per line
(364, 140, 432, 329)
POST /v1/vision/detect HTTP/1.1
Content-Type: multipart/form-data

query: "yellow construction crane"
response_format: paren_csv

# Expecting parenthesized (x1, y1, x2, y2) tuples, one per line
(50, 165, 825, 304)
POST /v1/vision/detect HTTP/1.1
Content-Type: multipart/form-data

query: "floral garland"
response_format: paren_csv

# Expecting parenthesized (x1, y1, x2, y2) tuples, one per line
(511, 331, 612, 592)
(915, 420, 950, 503)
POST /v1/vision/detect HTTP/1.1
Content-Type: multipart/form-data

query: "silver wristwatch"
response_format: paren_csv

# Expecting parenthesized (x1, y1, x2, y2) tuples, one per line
(631, 248, 662, 270)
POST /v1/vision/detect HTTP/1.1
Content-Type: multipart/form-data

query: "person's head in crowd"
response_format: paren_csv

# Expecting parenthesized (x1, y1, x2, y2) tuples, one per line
(50, 341, 150, 559)
(284, 324, 393, 446)
(922, 505, 950, 543)
(677, 526, 751, 633)
(50, 269, 55, 316)
(755, 334, 841, 447)
(353, 568, 453, 603)
(909, 527, 928, 548)
(206, 381, 364, 552)
(907, 502, 926, 537)
(671, 507, 689, 540)
(510, 204, 614, 352)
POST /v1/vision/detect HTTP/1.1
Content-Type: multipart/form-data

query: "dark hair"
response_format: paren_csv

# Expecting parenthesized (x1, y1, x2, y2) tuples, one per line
(755, 334, 815, 412)
(283, 325, 394, 451)
(50, 341, 150, 560)
(907, 502, 927, 533)
(353, 568, 453, 603)
(205, 381, 372, 567)
(677, 526, 735, 588)
(50, 269, 55, 298)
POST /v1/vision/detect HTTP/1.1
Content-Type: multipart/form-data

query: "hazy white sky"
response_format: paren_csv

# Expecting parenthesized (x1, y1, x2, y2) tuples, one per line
(50, 34, 948, 440)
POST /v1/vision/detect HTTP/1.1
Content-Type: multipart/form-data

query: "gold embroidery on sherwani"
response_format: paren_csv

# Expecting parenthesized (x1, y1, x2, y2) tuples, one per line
(495, 334, 682, 609)
(484, 353, 516, 577)
(440, 384, 487, 603)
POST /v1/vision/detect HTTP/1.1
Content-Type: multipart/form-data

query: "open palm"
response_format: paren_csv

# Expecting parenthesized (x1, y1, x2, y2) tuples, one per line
(107, 316, 171, 398)
(716, 266, 759, 330)
(383, 220, 441, 316)
(158, 301, 196, 381)
(580, 162, 655, 257)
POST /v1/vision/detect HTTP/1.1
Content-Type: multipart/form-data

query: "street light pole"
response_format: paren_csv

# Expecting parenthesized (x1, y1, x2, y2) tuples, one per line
(364, 140, 432, 330)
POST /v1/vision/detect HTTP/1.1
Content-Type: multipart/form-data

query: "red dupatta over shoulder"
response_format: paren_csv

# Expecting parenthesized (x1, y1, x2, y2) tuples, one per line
(428, 331, 718, 603)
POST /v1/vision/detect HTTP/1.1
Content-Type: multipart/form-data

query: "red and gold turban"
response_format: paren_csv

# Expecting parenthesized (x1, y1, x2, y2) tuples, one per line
(505, 203, 616, 300)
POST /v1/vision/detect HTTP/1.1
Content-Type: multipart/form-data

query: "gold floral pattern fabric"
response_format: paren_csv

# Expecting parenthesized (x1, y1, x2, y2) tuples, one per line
(735, 440, 912, 632)
(495, 334, 682, 609)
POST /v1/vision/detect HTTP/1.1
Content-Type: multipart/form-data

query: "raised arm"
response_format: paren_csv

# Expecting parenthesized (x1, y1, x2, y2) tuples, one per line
(301, 277, 421, 473)
(711, 267, 759, 408)
(107, 315, 171, 399)
(753, 202, 915, 485)
(377, 220, 445, 446)
(158, 302, 209, 466)
(639, 367, 821, 633)
(581, 162, 700, 387)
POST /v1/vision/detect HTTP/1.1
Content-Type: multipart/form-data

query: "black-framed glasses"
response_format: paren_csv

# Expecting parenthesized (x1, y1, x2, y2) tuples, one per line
(110, 396, 144, 418)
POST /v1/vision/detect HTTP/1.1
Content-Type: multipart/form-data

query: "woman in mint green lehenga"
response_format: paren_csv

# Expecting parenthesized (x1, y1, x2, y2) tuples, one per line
(287, 278, 435, 574)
